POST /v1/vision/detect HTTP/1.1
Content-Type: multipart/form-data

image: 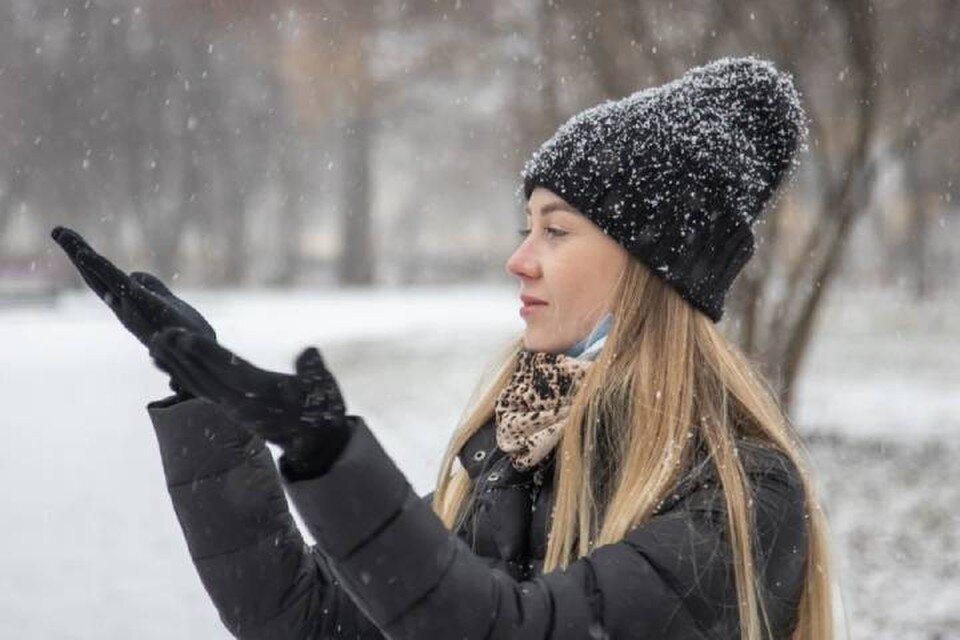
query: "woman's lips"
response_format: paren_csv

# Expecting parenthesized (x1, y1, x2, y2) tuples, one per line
(520, 302, 547, 317)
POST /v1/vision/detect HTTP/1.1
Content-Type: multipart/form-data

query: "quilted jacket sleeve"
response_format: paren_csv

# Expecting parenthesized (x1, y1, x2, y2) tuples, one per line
(281, 416, 810, 639)
(147, 395, 388, 639)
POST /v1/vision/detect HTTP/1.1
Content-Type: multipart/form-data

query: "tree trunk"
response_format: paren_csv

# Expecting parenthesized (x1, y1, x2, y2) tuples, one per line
(273, 129, 307, 286)
(337, 98, 375, 287)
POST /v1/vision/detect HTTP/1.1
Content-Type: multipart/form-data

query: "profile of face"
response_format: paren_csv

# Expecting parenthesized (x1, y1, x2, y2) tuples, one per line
(505, 187, 630, 354)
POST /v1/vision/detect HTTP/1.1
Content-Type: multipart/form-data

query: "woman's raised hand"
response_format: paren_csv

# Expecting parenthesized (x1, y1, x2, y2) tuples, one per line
(147, 328, 345, 437)
(148, 327, 351, 477)
(50, 225, 217, 396)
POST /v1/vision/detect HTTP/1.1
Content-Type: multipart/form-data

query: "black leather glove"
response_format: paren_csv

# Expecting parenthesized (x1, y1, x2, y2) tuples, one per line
(50, 226, 217, 398)
(148, 327, 352, 479)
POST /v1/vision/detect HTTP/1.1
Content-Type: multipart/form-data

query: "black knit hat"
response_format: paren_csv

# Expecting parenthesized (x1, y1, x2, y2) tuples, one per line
(518, 56, 808, 322)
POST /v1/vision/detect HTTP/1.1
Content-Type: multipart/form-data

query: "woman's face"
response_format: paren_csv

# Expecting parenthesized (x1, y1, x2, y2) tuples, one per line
(505, 187, 629, 353)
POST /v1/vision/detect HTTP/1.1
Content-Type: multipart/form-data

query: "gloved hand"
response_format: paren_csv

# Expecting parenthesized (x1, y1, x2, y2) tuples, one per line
(50, 226, 217, 398)
(148, 327, 352, 479)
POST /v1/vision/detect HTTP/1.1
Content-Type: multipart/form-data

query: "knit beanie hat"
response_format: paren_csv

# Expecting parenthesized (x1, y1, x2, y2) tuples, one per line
(518, 56, 808, 322)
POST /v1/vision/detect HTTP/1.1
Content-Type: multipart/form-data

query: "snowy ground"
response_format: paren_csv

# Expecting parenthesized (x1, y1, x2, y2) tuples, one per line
(1, 283, 957, 639)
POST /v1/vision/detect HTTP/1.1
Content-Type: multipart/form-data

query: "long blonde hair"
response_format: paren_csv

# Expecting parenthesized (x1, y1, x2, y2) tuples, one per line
(431, 257, 835, 639)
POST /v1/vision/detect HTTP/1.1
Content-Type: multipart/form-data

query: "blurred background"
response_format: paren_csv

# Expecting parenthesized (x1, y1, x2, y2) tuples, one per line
(1, 1, 957, 638)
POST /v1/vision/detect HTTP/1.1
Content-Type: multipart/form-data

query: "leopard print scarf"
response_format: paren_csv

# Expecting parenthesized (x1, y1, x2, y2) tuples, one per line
(494, 350, 593, 472)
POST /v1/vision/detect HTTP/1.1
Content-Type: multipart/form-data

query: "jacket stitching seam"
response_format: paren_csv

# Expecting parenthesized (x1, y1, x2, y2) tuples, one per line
(380, 536, 463, 630)
(192, 524, 294, 562)
(230, 552, 325, 638)
(165, 446, 264, 489)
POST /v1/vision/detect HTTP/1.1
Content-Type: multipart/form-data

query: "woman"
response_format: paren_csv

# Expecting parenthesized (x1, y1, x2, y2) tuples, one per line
(51, 56, 834, 638)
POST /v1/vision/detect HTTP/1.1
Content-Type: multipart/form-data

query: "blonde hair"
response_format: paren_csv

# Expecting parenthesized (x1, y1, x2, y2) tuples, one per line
(431, 257, 836, 639)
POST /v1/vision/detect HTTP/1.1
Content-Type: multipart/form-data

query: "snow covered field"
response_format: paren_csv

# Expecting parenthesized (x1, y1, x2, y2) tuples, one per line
(1, 283, 957, 638)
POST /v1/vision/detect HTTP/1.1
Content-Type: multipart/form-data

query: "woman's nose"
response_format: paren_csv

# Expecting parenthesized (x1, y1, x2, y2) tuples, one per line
(505, 239, 540, 280)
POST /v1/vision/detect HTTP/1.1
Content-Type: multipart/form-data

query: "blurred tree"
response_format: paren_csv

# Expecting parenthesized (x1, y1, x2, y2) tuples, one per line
(0, 0, 286, 285)
(187, 0, 513, 286)
(876, 0, 960, 300)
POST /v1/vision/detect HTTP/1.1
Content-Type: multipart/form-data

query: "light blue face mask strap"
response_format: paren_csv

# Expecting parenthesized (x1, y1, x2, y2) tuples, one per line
(578, 322, 610, 360)
(579, 334, 608, 361)
(563, 342, 586, 358)
(564, 312, 614, 358)
(589, 312, 613, 342)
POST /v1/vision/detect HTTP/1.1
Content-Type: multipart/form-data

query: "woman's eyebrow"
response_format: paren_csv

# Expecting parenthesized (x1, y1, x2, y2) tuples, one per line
(524, 202, 577, 216)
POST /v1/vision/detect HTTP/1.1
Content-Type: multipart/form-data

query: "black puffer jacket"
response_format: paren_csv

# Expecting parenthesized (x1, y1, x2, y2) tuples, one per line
(147, 394, 808, 639)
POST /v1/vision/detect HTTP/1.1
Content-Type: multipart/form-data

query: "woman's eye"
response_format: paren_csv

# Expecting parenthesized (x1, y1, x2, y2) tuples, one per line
(517, 227, 566, 238)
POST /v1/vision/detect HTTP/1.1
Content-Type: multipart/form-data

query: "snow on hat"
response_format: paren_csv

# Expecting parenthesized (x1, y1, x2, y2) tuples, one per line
(518, 55, 808, 322)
